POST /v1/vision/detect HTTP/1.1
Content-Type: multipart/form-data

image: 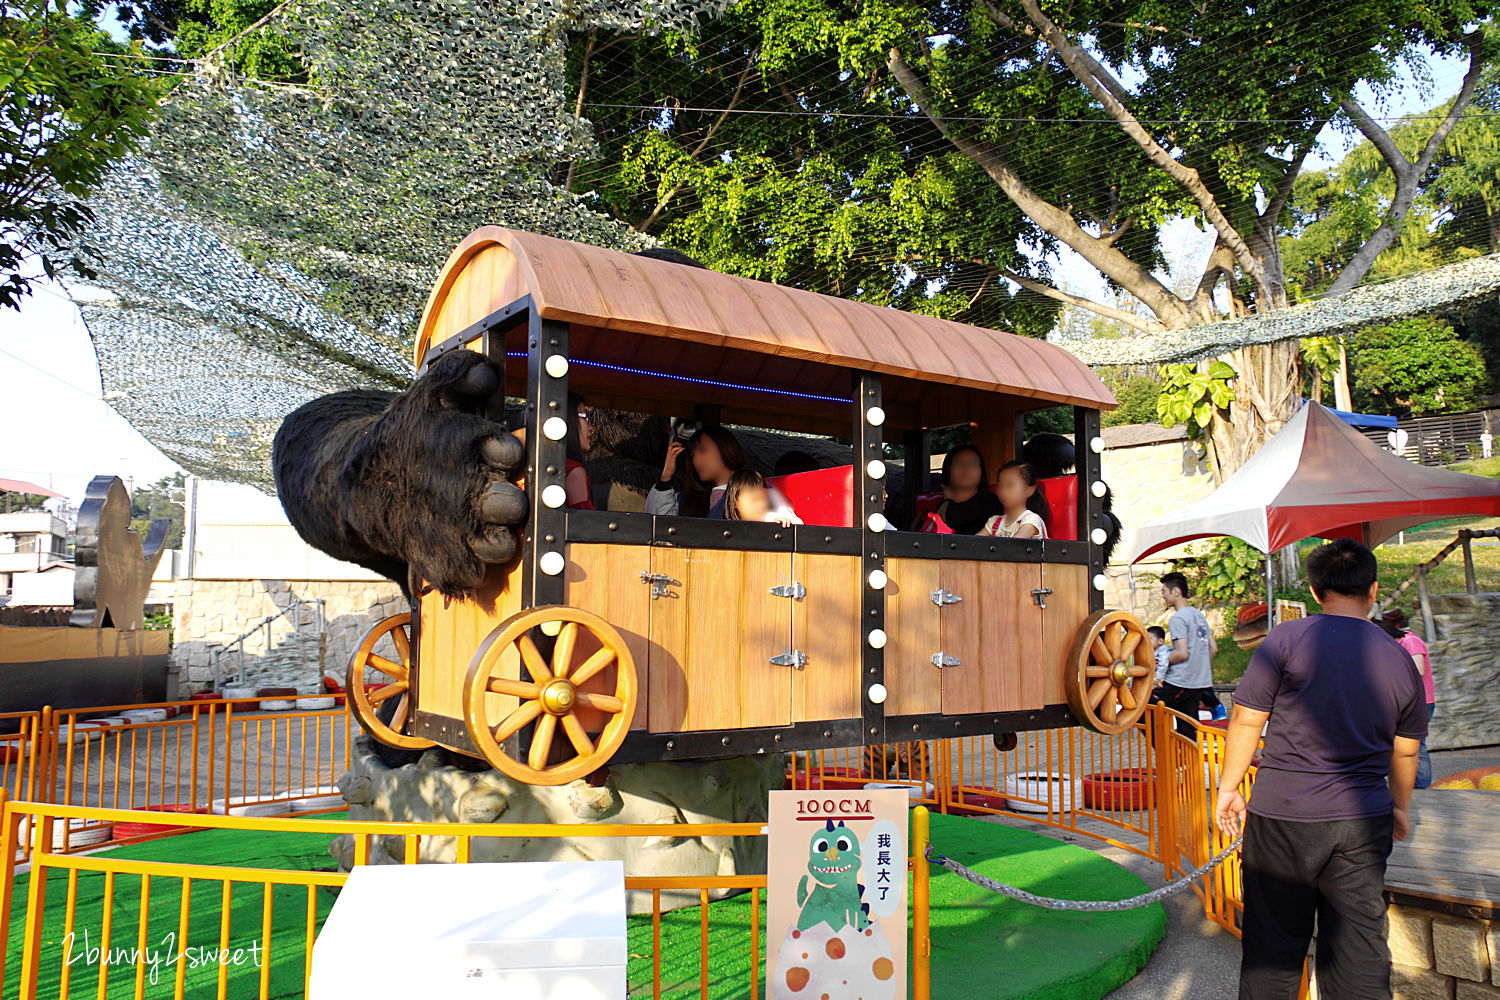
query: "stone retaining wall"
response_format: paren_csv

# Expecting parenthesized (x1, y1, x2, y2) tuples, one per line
(1387, 902, 1498, 999)
(172, 579, 406, 692)
(1427, 592, 1500, 751)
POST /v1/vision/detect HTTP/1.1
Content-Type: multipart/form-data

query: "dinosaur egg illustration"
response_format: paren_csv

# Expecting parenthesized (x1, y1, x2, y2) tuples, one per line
(773, 921, 895, 1000)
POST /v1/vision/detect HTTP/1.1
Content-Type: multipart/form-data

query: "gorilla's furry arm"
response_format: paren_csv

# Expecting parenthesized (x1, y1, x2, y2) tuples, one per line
(272, 350, 528, 600)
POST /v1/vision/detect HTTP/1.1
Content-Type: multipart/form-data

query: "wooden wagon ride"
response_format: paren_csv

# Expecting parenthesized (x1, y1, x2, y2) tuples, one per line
(346, 227, 1154, 785)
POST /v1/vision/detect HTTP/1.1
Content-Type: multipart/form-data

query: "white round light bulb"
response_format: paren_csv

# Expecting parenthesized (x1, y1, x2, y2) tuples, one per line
(541, 484, 567, 509)
(867, 459, 886, 480)
(1091, 527, 1108, 545)
(867, 629, 887, 649)
(539, 551, 565, 576)
(867, 569, 888, 590)
(866, 406, 886, 427)
(1092, 573, 1108, 591)
(1091, 480, 1108, 498)
(1090, 436, 1104, 454)
(867, 513, 888, 532)
(544, 354, 569, 378)
(868, 683, 888, 705)
(542, 416, 569, 441)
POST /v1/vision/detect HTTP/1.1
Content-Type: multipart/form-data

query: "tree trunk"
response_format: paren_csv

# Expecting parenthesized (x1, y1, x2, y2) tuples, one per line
(1204, 340, 1300, 484)
(1334, 338, 1352, 411)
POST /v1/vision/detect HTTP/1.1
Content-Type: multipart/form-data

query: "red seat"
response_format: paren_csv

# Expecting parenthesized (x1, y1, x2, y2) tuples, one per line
(767, 465, 854, 527)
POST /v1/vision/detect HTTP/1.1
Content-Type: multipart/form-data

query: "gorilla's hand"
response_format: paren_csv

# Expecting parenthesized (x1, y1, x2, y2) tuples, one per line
(344, 350, 527, 599)
(274, 350, 528, 600)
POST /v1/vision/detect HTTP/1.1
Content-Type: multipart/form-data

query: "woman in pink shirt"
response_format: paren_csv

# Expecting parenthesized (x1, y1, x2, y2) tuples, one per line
(1382, 610, 1435, 788)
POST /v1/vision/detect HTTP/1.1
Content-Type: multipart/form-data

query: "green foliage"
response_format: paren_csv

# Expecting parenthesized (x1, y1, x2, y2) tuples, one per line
(1101, 371, 1162, 428)
(1347, 317, 1489, 415)
(129, 473, 185, 549)
(1300, 336, 1342, 404)
(1023, 406, 1073, 438)
(143, 610, 172, 632)
(1157, 361, 1236, 442)
(0, 1, 163, 309)
(1179, 537, 1265, 605)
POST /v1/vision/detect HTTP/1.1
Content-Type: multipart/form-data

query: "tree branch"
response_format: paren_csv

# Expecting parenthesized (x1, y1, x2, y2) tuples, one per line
(1016, 0, 1266, 290)
(995, 265, 1166, 333)
(887, 46, 1191, 327)
(1325, 31, 1487, 296)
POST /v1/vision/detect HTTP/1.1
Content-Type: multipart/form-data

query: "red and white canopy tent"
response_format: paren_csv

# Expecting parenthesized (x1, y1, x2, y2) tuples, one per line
(1129, 402, 1500, 612)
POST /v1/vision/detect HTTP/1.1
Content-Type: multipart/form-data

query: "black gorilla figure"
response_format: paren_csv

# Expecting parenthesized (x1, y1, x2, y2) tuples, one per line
(273, 349, 527, 601)
(1023, 432, 1123, 564)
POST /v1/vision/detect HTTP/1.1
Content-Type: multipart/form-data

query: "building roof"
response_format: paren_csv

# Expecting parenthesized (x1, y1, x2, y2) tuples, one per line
(0, 478, 62, 499)
(415, 227, 1116, 413)
(1101, 423, 1186, 449)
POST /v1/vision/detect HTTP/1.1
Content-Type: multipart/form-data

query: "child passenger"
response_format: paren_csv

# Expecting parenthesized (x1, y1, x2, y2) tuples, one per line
(979, 461, 1050, 539)
(723, 470, 802, 527)
(1148, 625, 1170, 683)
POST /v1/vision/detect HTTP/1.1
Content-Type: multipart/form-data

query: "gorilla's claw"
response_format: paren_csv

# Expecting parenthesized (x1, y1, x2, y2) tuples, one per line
(471, 527, 517, 565)
(480, 434, 524, 470)
(480, 481, 528, 525)
(440, 361, 500, 409)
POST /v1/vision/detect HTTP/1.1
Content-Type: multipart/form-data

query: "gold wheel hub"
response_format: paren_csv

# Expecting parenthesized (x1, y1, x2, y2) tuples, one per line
(539, 678, 577, 716)
(1109, 660, 1131, 686)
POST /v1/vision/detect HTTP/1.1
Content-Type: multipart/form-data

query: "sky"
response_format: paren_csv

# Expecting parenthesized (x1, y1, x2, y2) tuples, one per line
(0, 44, 1477, 513)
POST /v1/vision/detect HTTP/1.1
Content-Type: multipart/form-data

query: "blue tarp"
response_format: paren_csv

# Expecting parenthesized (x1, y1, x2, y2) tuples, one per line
(1297, 398, 1398, 429)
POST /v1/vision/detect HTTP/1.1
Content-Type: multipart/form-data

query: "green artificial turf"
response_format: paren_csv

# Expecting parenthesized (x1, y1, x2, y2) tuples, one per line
(6, 812, 1164, 1000)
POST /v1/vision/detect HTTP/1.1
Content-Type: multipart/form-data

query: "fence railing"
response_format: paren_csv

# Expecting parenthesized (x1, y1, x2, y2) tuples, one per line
(8, 696, 1243, 939)
(0, 796, 933, 1000)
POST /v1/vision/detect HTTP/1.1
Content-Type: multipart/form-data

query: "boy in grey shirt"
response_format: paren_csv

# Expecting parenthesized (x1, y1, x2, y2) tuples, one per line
(1159, 572, 1217, 735)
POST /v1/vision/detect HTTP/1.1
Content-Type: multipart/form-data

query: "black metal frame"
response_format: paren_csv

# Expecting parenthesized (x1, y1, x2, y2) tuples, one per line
(399, 296, 1111, 763)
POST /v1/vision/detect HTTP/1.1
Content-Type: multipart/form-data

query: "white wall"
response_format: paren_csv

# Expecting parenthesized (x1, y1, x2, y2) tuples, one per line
(190, 480, 386, 583)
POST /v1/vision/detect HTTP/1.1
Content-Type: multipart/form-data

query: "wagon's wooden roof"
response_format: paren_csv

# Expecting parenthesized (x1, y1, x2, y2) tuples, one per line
(415, 227, 1115, 411)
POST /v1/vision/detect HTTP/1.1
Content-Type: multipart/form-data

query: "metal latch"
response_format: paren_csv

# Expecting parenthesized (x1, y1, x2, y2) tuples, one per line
(931, 652, 960, 668)
(641, 572, 678, 599)
(770, 582, 807, 600)
(931, 588, 963, 607)
(771, 650, 808, 669)
(1031, 587, 1053, 608)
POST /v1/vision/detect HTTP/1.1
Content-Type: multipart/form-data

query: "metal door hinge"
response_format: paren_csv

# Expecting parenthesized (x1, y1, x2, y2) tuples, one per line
(770, 582, 807, 600)
(641, 572, 678, 599)
(1031, 587, 1053, 608)
(931, 652, 960, 668)
(771, 650, 808, 669)
(931, 588, 963, 606)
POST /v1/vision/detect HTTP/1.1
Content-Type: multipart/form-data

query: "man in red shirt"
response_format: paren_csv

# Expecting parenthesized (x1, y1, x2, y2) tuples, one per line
(1215, 539, 1426, 999)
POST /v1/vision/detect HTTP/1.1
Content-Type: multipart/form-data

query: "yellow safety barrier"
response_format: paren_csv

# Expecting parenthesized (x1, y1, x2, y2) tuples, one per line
(0, 795, 932, 1000)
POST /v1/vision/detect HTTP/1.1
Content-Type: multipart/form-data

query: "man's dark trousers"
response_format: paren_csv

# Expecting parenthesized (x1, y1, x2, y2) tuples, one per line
(1239, 811, 1395, 999)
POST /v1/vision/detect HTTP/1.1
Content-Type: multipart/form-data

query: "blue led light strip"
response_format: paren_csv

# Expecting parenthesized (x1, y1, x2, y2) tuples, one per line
(506, 352, 851, 404)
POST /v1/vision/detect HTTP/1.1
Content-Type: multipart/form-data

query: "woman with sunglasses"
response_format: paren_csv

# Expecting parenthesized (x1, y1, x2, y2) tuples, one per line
(566, 394, 597, 510)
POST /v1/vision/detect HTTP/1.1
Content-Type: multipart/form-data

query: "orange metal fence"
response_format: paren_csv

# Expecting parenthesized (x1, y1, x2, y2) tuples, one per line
(0, 796, 932, 1000)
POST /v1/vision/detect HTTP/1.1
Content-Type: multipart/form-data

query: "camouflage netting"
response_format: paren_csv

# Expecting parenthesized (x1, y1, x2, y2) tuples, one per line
(66, 0, 1500, 491)
(69, 0, 723, 491)
(1060, 253, 1500, 367)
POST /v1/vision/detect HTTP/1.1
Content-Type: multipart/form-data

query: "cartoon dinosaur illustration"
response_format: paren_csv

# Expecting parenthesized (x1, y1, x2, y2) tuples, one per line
(795, 819, 871, 932)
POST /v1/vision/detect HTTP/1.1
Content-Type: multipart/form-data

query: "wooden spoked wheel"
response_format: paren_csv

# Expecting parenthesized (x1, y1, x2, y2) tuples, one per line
(346, 613, 435, 750)
(1065, 610, 1156, 736)
(464, 606, 637, 786)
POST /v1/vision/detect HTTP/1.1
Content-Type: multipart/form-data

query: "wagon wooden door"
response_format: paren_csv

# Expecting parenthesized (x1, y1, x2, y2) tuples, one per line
(646, 546, 795, 733)
(936, 560, 1044, 715)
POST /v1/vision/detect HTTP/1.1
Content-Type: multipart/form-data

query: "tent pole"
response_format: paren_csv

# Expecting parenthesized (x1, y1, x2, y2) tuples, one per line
(1266, 549, 1275, 628)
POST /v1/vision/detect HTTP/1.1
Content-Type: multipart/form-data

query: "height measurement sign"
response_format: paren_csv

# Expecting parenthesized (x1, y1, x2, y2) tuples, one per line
(767, 789, 909, 1000)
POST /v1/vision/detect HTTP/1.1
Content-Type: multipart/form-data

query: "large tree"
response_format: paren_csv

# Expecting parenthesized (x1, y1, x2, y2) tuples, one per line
(0, 0, 160, 309)
(574, 0, 1496, 480)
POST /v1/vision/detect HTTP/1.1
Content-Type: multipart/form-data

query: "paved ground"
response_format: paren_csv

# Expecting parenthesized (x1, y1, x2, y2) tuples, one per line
(976, 743, 1500, 1000)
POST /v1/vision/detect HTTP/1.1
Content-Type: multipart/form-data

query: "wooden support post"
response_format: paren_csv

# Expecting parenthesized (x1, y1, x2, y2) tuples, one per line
(1417, 570, 1436, 642)
(854, 371, 887, 747)
(1075, 407, 1105, 613)
(523, 316, 570, 611)
(1461, 533, 1477, 594)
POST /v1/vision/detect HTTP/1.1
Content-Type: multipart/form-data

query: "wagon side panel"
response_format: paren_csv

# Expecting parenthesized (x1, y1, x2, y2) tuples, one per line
(938, 560, 1043, 714)
(646, 547, 794, 733)
(1040, 562, 1089, 710)
(791, 552, 861, 723)
(883, 558, 940, 717)
(417, 563, 523, 735)
(564, 543, 651, 731)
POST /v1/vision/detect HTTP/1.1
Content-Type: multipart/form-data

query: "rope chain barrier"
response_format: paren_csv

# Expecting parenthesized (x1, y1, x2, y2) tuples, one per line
(924, 834, 1244, 912)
